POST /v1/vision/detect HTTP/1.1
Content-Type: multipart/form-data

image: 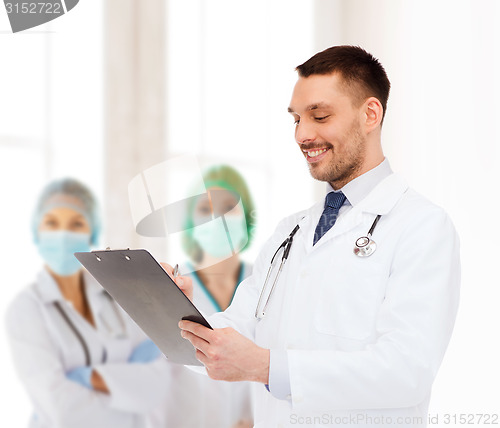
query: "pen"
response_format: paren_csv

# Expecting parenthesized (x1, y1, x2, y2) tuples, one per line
(173, 264, 179, 279)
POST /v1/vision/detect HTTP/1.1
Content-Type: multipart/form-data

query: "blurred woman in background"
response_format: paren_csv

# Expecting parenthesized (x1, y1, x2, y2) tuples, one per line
(183, 164, 256, 314)
(5, 178, 169, 428)
(154, 165, 256, 428)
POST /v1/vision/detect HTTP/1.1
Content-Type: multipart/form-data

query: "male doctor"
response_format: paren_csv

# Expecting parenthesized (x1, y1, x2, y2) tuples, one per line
(177, 45, 460, 427)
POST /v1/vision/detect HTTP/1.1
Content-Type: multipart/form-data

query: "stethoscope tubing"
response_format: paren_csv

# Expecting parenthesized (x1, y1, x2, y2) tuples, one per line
(255, 214, 382, 319)
(53, 292, 126, 366)
(367, 214, 381, 236)
(54, 301, 92, 366)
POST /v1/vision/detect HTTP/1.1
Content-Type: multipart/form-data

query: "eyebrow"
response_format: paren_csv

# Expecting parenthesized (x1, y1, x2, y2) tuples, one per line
(43, 212, 85, 220)
(287, 102, 332, 114)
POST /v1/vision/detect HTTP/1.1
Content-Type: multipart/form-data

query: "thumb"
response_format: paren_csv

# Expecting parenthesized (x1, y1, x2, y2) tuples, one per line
(175, 275, 193, 301)
(160, 262, 174, 277)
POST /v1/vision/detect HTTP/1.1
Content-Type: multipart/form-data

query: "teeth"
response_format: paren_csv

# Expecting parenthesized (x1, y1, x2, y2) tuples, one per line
(307, 148, 327, 157)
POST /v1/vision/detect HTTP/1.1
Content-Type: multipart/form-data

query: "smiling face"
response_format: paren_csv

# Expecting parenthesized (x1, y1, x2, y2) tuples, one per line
(288, 73, 383, 189)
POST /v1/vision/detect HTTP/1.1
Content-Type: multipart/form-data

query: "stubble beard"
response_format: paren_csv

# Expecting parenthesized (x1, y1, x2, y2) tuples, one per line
(308, 120, 366, 188)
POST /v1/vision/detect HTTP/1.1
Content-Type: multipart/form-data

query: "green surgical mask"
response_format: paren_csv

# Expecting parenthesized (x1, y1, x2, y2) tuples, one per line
(192, 214, 248, 259)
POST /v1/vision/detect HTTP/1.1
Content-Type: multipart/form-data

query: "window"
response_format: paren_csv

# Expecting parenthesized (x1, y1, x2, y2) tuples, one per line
(165, 0, 319, 260)
(0, 3, 103, 422)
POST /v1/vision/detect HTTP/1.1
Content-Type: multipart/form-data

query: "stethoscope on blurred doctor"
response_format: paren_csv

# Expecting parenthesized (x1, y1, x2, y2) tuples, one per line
(255, 214, 382, 319)
(53, 291, 127, 364)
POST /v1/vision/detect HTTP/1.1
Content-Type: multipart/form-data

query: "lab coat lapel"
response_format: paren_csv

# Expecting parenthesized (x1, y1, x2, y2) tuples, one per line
(301, 198, 362, 251)
(312, 206, 364, 249)
(310, 173, 408, 249)
(84, 271, 106, 317)
(35, 269, 65, 303)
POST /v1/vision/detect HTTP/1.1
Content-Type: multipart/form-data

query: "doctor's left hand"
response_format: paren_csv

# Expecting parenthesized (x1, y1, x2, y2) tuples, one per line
(179, 320, 270, 384)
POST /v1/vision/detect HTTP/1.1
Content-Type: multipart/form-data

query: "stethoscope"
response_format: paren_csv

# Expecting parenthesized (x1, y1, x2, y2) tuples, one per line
(53, 291, 127, 365)
(255, 214, 382, 319)
(353, 214, 381, 257)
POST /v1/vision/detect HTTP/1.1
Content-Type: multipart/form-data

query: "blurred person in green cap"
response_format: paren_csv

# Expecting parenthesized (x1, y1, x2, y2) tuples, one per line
(182, 164, 256, 312)
(153, 165, 255, 428)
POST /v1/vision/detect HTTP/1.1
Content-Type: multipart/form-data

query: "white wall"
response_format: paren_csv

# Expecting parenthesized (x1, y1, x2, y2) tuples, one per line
(317, 0, 500, 420)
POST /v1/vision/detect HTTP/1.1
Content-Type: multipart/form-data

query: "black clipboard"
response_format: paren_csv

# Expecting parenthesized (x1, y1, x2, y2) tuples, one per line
(75, 249, 211, 366)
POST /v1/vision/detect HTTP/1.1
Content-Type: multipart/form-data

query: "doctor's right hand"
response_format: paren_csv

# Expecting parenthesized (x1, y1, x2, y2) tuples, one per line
(160, 262, 193, 302)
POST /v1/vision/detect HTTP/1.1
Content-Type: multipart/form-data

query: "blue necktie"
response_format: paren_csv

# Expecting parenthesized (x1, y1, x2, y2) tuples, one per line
(313, 191, 347, 246)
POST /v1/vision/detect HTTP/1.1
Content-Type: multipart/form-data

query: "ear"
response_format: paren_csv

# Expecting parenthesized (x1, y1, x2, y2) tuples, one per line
(363, 97, 384, 131)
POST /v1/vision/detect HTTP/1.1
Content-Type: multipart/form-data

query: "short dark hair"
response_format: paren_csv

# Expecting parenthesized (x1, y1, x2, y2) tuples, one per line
(296, 45, 391, 124)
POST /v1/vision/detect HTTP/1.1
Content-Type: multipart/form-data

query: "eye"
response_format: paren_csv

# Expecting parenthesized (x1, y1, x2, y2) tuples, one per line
(42, 218, 58, 228)
(69, 219, 88, 231)
(290, 114, 300, 125)
(314, 115, 330, 122)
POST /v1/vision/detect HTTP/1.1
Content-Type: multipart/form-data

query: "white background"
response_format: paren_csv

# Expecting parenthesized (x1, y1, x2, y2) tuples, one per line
(0, 0, 499, 426)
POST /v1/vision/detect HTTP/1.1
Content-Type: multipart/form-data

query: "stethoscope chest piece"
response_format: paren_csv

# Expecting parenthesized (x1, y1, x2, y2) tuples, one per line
(354, 236, 377, 257)
(353, 214, 382, 258)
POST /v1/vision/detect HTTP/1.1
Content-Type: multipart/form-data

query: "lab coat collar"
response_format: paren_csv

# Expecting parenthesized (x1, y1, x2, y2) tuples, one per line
(303, 173, 408, 250)
(355, 173, 409, 215)
(35, 268, 64, 303)
(35, 268, 105, 304)
(327, 158, 393, 208)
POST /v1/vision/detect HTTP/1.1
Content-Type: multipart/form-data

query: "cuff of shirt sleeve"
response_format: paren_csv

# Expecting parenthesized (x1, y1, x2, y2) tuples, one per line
(268, 350, 292, 401)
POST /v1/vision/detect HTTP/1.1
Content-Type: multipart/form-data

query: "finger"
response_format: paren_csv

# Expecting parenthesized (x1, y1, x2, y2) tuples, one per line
(160, 262, 174, 277)
(174, 275, 193, 300)
(181, 330, 210, 354)
(174, 275, 190, 289)
(179, 320, 214, 342)
(195, 349, 209, 365)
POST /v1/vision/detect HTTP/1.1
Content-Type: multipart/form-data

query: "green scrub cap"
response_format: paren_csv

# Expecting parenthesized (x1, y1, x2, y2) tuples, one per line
(182, 165, 256, 262)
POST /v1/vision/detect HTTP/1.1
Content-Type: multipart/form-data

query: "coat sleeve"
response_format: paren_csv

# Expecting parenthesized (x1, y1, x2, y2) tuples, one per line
(92, 305, 171, 413)
(4, 292, 123, 427)
(288, 208, 461, 412)
(93, 357, 170, 413)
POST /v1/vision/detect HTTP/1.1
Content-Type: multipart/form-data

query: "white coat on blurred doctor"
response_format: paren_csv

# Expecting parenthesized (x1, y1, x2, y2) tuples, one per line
(6, 270, 169, 428)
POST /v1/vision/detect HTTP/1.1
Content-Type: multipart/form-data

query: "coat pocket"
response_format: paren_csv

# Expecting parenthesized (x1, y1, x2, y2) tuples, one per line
(314, 259, 386, 341)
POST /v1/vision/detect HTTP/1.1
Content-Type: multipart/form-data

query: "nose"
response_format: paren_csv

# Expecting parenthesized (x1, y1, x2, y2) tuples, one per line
(295, 120, 316, 145)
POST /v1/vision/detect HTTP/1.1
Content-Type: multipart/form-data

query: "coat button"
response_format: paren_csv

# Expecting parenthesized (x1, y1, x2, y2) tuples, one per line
(295, 395, 303, 403)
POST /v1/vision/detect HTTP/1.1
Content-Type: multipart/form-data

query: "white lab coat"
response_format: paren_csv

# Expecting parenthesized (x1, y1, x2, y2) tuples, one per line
(5, 268, 169, 428)
(209, 173, 460, 428)
(152, 261, 253, 428)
